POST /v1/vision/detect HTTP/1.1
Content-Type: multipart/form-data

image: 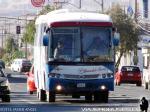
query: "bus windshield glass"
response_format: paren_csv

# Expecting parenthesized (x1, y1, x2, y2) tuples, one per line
(82, 27, 112, 62)
(49, 27, 113, 62)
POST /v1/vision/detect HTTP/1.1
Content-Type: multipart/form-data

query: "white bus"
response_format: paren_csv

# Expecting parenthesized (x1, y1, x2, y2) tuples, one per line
(34, 9, 119, 103)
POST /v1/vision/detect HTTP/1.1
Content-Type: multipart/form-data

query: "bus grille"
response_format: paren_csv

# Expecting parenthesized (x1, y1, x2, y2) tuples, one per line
(63, 74, 99, 79)
(63, 74, 113, 79)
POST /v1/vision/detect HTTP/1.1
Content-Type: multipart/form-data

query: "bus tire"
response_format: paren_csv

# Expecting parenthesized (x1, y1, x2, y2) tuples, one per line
(136, 82, 142, 87)
(2, 95, 10, 102)
(47, 91, 55, 102)
(85, 94, 92, 103)
(72, 94, 80, 98)
(29, 91, 34, 95)
(94, 92, 100, 102)
(94, 91, 108, 103)
(39, 89, 46, 101)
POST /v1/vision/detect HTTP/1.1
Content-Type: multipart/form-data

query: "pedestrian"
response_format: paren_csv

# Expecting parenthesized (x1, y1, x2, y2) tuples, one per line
(140, 97, 149, 112)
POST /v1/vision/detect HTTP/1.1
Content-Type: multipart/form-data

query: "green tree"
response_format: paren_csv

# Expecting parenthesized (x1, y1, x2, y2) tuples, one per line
(0, 47, 5, 58)
(5, 37, 17, 53)
(22, 20, 35, 44)
(39, 5, 55, 15)
(108, 5, 140, 68)
(22, 5, 55, 44)
(2, 37, 24, 64)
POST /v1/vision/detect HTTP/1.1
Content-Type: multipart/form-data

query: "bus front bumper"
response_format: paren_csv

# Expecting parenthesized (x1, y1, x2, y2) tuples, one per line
(47, 78, 114, 94)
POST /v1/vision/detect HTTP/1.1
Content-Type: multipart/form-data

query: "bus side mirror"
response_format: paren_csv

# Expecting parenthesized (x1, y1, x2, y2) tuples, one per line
(43, 34, 49, 46)
(113, 32, 120, 46)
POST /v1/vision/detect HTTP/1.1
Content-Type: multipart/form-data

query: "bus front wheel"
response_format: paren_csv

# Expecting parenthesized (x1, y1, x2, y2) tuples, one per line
(47, 91, 56, 102)
(85, 94, 92, 103)
(72, 94, 80, 99)
(94, 91, 109, 103)
(38, 89, 46, 101)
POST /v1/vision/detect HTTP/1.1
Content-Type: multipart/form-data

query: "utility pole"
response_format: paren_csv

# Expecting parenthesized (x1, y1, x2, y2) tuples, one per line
(25, 16, 28, 58)
(135, 0, 137, 22)
(1, 27, 3, 49)
(79, 0, 81, 9)
(101, 0, 104, 13)
(93, 0, 104, 13)
(4, 17, 7, 48)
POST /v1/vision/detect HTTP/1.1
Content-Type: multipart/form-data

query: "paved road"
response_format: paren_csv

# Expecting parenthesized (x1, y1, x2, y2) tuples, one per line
(1, 70, 150, 112)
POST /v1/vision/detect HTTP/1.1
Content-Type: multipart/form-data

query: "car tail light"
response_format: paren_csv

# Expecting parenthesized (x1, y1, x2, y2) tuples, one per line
(138, 74, 141, 77)
(120, 72, 123, 76)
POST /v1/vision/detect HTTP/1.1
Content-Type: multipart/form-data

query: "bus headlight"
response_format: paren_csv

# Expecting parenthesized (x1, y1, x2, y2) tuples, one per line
(49, 73, 57, 77)
(56, 85, 62, 91)
(100, 85, 106, 90)
(99, 73, 113, 79)
(107, 73, 113, 78)
(49, 73, 64, 78)
(102, 74, 106, 78)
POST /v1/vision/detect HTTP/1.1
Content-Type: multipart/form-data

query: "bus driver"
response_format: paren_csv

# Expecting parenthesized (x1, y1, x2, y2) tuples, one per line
(54, 42, 64, 59)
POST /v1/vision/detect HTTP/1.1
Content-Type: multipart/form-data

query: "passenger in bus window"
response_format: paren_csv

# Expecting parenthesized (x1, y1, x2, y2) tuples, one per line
(54, 42, 64, 59)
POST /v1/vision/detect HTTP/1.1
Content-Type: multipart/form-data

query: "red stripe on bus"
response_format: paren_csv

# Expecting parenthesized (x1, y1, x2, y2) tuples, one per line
(50, 22, 112, 27)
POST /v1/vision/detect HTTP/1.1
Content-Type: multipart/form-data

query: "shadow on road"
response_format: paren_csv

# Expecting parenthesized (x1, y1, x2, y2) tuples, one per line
(62, 97, 140, 104)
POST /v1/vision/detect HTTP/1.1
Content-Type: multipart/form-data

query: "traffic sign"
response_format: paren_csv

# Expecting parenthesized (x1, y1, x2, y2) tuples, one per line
(127, 6, 133, 16)
(31, 0, 45, 7)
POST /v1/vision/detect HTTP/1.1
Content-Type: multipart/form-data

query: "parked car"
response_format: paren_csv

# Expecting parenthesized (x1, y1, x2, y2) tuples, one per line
(25, 66, 36, 94)
(0, 66, 10, 102)
(0, 59, 5, 69)
(10, 59, 32, 72)
(115, 66, 142, 86)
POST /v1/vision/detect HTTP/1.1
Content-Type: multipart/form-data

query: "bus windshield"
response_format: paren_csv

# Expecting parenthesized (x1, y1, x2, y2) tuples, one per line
(49, 27, 113, 62)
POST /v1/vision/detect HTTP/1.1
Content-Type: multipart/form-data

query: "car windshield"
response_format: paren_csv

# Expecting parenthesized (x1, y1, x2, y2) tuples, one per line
(121, 66, 140, 72)
(22, 60, 31, 64)
(48, 27, 113, 62)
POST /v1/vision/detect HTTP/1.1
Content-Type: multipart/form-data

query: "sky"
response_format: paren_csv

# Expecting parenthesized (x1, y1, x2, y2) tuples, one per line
(0, 0, 43, 16)
(0, 0, 144, 17)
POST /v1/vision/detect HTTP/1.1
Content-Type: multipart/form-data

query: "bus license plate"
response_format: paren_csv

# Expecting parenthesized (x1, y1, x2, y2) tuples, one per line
(77, 83, 85, 88)
(128, 74, 133, 76)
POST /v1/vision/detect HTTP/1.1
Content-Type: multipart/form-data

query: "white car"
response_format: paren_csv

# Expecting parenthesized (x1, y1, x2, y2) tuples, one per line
(10, 59, 31, 72)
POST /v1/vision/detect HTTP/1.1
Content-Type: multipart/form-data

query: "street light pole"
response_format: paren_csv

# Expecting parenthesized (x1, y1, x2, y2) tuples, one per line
(135, 0, 137, 22)
(101, 0, 104, 13)
(79, 0, 81, 9)
(1, 27, 3, 49)
(93, 0, 104, 13)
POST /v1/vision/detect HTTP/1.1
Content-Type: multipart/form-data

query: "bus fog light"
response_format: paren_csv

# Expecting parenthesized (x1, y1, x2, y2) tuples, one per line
(100, 85, 106, 90)
(56, 85, 62, 91)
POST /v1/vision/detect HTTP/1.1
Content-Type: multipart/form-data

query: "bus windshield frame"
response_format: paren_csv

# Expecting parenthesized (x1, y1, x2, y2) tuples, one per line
(48, 26, 114, 63)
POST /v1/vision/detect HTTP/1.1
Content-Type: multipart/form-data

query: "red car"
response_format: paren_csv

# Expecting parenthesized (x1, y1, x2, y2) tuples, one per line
(25, 66, 36, 94)
(115, 66, 142, 86)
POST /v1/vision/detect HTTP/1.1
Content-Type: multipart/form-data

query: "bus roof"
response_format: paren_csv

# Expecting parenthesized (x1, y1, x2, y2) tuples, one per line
(35, 9, 112, 25)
